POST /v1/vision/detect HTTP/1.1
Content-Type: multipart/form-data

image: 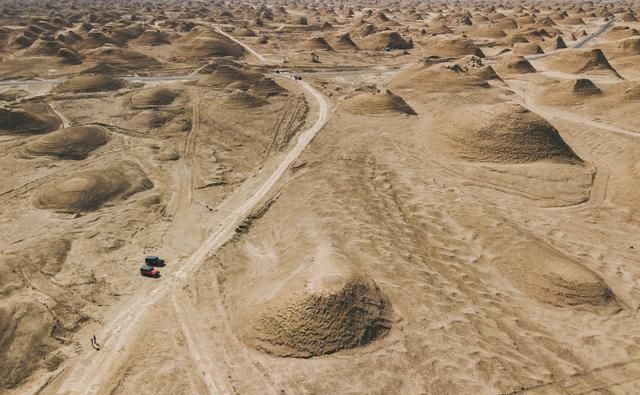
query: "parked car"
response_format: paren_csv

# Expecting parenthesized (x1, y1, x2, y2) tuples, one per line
(140, 265, 160, 278)
(145, 256, 166, 267)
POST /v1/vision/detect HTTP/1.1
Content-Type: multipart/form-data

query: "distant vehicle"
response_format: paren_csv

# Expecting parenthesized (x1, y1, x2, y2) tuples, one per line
(145, 256, 165, 267)
(384, 46, 392, 52)
(293, 75, 302, 80)
(140, 265, 160, 278)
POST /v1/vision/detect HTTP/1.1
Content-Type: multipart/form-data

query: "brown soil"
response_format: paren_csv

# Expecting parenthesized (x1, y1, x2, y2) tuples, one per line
(24, 125, 109, 159)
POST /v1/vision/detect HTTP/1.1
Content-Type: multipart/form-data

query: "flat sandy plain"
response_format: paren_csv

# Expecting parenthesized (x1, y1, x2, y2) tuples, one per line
(1, 0, 640, 394)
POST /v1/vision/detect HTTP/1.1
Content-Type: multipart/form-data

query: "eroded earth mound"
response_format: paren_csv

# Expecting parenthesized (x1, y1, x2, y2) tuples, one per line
(429, 102, 581, 163)
(24, 125, 109, 159)
(35, 161, 152, 212)
(240, 267, 391, 358)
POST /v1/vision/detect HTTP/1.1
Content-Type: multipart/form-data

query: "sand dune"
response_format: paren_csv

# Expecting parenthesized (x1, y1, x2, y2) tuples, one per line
(197, 65, 262, 87)
(421, 37, 485, 58)
(543, 48, 622, 77)
(495, 55, 537, 74)
(428, 102, 581, 164)
(240, 265, 391, 358)
(35, 161, 152, 212)
(130, 87, 180, 108)
(391, 63, 490, 92)
(179, 33, 245, 59)
(24, 126, 109, 159)
(54, 74, 126, 93)
(250, 78, 287, 98)
(222, 90, 268, 108)
(358, 30, 413, 50)
(134, 30, 170, 46)
(83, 46, 159, 70)
(495, 241, 614, 306)
(0, 104, 60, 134)
(341, 89, 416, 115)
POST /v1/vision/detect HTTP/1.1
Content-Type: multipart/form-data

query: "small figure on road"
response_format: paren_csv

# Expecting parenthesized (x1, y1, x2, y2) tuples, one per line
(90, 334, 101, 351)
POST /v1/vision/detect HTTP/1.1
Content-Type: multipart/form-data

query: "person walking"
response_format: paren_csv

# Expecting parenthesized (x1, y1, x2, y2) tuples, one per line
(90, 334, 101, 351)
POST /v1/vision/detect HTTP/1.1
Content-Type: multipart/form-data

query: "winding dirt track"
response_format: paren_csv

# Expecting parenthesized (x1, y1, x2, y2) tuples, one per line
(48, 102, 72, 128)
(52, 36, 328, 394)
(210, 24, 273, 64)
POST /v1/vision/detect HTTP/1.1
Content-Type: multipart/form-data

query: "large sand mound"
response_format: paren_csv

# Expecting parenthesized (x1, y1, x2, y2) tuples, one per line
(129, 109, 191, 135)
(495, 55, 536, 74)
(544, 36, 567, 51)
(84, 46, 159, 70)
(341, 89, 416, 116)
(23, 38, 68, 56)
(470, 26, 507, 39)
(359, 31, 412, 50)
(180, 35, 245, 59)
(250, 78, 287, 98)
(222, 90, 267, 109)
(390, 63, 490, 93)
(240, 268, 391, 358)
(24, 126, 109, 159)
(197, 65, 262, 87)
(328, 32, 358, 50)
(573, 78, 601, 95)
(54, 74, 126, 93)
(198, 58, 244, 74)
(78, 31, 121, 50)
(565, 78, 603, 97)
(57, 47, 83, 64)
(429, 102, 581, 164)
(35, 161, 152, 212)
(543, 49, 622, 77)
(134, 30, 170, 46)
(513, 43, 544, 55)
(422, 37, 485, 58)
(495, 242, 613, 306)
(130, 87, 180, 108)
(0, 104, 60, 134)
(302, 36, 333, 51)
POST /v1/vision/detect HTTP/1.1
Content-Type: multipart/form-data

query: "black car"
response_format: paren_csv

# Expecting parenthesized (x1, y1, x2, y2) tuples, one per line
(145, 256, 166, 267)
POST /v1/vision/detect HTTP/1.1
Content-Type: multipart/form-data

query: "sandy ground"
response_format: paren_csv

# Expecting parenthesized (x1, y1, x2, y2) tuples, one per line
(1, 1, 640, 394)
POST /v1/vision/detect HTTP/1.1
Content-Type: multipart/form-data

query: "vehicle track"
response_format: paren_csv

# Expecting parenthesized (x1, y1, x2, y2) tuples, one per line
(166, 91, 199, 218)
(209, 24, 273, 64)
(171, 294, 231, 394)
(48, 102, 72, 128)
(52, 68, 328, 395)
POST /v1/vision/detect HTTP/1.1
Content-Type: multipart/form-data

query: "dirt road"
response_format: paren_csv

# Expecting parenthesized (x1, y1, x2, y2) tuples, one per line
(210, 24, 273, 64)
(52, 61, 328, 395)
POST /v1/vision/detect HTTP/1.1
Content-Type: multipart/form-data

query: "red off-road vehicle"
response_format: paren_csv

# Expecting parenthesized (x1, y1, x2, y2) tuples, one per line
(140, 265, 160, 278)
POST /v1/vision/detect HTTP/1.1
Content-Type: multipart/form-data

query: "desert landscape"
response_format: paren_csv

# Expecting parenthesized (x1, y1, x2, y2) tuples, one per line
(1, 0, 640, 394)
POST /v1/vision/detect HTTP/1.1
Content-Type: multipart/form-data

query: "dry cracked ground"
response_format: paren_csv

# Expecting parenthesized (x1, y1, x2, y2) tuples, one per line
(1, 0, 640, 394)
